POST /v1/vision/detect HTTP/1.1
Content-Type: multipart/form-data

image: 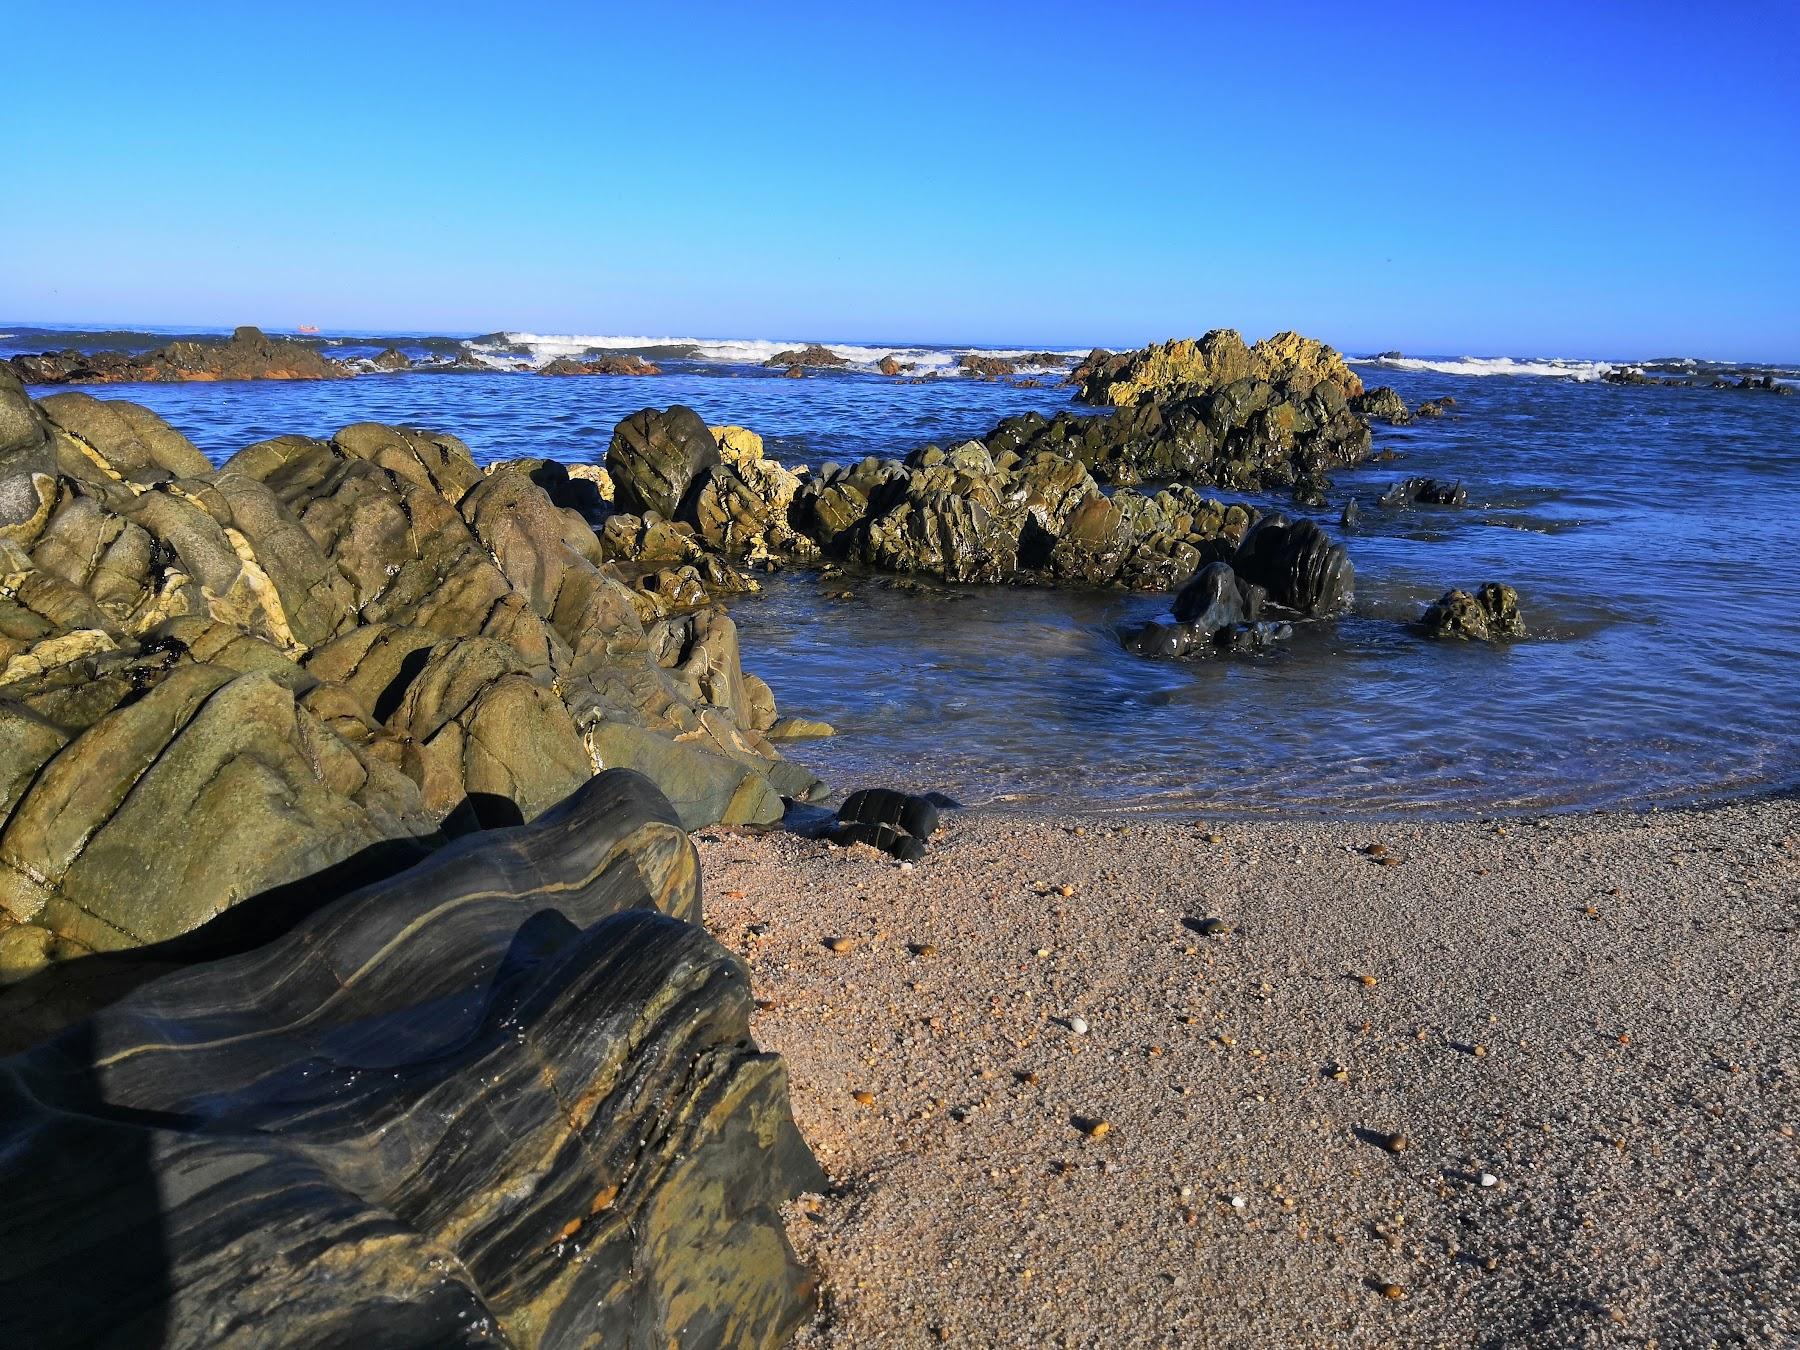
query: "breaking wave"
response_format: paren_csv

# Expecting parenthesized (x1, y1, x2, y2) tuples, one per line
(1349, 354, 1617, 382)
(463, 332, 1088, 376)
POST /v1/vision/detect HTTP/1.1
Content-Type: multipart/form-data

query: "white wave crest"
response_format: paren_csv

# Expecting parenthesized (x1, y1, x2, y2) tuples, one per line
(1348, 354, 1617, 382)
(466, 332, 1087, 376)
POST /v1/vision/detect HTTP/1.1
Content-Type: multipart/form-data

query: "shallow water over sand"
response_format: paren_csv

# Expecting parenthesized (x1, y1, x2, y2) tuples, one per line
(70, 360, 1800, 817)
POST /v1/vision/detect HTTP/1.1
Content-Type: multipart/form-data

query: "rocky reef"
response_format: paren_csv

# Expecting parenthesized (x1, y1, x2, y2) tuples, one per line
(983, 330, 1372, 495)
(0, 767, 825, 1345)
(1420, 582, 1525, 640)
(9, 326, 349, 384)
(540, 354, 662, 377)
(0, 373, 821, 986)
(763, 344, 849, 371)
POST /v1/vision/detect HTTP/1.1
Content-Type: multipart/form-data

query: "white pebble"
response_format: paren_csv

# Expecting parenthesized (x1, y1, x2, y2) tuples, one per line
(1479, 1172, 1498, 1188)
(1229, 1194, 1247, 1210)
(1069, 1016, 1090, 1035)
(1179, 1184, 1194, 1200)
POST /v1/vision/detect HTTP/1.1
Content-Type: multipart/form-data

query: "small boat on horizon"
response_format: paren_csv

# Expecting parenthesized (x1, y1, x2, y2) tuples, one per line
(296, 324, 320, 335)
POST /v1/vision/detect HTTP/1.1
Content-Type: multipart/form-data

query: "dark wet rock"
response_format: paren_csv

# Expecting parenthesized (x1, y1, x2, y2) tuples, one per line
(1602, 367, 1651, 386)
(370, 344, 412, 371)
(1376, 350, 1404, 360)
(831, 787, 940, 860)
(0, 391, 819, 982)
(782, 365, 807, 378)
(0, 769, 826, 1345)
(1352, 385, 1413, 425)
(607, 405, 722, 519)
(1231, 515, 1353, 615)
(10, 325, 349, 385)
(1120, 612, 1293, 661)
(878, 355, 904, 376)
(540, 354, 662, 377)
(763, 344, 848, 370)
(1380, 476, 1467, 507)
(1340, 497, 1361, 530)
(1414, 396, 1456, 418)
(1420, 581, 1525, 640)
(1171, 560, 1265, 632)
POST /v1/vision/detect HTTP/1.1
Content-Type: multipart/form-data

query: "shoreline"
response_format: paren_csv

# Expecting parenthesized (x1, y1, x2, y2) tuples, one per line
(698, 795, 1798, 1346)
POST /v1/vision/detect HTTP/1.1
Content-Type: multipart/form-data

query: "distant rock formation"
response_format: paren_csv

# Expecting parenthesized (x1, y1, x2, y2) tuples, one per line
(762, 344, 849, 370)
(539, 353, 661, 377)
(9, 325, 349, 384)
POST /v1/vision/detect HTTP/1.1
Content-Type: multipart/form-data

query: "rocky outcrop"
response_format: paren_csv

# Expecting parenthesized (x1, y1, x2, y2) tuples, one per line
(371, 344, 412, 371)
(540, 354, 662, 377)
(1352, 385, 1412, 424)
(0, 381, 821, 984)
(1074, 330, 1363, 408)
(989, 330, 1372, 493)
(9, 326, 349, 384)
(1420, 582, 1524, 640)
(1120, 559, 1294, 660)
(1414, 396, 1456, 418)
(763, 344, 848, 370)
(0, 768, 825, 1345)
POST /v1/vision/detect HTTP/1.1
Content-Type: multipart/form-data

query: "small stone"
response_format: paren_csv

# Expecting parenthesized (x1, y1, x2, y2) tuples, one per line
(824, 936, 856, 953)
(851, 1090, 876, 1106)
(1479, 1172, 1498, 1188)
(1229, 1194, 1247, 1210)
(1035, 947, 1052, 959)
(1194, 917, 1230, 937)
(1058, 884, 1075, 897)
(1378, 1282, 1406, 1301)
(1357, 974, 1379, 988)
(1379, 1132, 1409, 1154)
(1079, 1118, 1110, 1139)
(1365, 842, 1388, 859)
(1205, 832, 1225, 845)
(910, 942, 938, 957)
(1069, 1016, 1090, 1035)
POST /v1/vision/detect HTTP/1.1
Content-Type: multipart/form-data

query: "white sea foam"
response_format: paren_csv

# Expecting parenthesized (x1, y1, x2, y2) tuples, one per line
(466, 332, 1087, 376)
(1347, 354, 1618, 382)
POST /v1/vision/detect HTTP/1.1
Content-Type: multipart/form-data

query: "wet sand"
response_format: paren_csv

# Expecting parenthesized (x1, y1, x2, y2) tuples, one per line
(697, 797, 1798, 1347)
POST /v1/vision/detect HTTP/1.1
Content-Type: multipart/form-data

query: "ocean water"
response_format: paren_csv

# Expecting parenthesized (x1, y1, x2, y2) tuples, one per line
(9, 329, 1798, 819)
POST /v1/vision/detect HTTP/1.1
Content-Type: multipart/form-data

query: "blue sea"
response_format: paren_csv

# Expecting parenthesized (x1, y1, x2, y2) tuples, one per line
(6, 323, 1797, 818)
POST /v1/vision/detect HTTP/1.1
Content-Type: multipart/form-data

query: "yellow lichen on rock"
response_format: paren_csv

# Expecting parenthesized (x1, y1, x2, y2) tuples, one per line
(1083, 329, 1363, 405)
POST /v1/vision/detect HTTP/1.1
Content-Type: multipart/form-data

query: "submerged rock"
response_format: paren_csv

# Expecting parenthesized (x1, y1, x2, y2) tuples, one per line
(1420, 582, 1525, 640)
(0, 769, 826, 1345)
(1380, 476, 1467, 507)
(1414, 396, 1456, 418)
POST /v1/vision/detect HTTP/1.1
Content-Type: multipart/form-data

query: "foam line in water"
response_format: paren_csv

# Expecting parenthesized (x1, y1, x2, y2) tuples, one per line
(465, 332, 1088, 375)
(1347, 354, 1617, 381)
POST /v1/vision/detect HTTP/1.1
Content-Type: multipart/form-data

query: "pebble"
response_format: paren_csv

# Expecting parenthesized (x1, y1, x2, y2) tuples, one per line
(1357, 974, 1380, 988)
(1378, 1282, 1407, 1301)
(1069, 1016, 1090, 1035)
(1379, 1132, 1410, 1154)
(851, 1090, 876, 1106)
(1194, 917, 1230, 937)
(824, 936, 856, 953)
(1229, 1194, 1247, 1210)
(1080, 1118, 1110, 1139)
(1035, 947, 1052, 959)
(1479, 1172, 1498, 1188)
(910, 942, 938, 957)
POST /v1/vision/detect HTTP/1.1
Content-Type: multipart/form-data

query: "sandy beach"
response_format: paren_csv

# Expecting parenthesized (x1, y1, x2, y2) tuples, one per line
(698, 796, 1798, 1347)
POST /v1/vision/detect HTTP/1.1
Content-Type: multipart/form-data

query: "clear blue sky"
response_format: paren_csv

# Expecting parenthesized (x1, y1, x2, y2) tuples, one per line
(3, 2, 1796, 359)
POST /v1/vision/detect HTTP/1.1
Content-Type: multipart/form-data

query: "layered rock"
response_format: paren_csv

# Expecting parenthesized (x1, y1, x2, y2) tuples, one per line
(1420, 582, 1525, 640)
(0, 381, 820, 984)
(0, 768, 825, 1345)
(9, 325, 349, 384)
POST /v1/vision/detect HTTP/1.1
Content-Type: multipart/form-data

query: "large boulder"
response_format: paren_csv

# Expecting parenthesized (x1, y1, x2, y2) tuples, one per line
(607, 406, 721, 519)
(1074, 329, 1363, 407)
(0, 770, 825, 1345)
(0, 392, 821, 984)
